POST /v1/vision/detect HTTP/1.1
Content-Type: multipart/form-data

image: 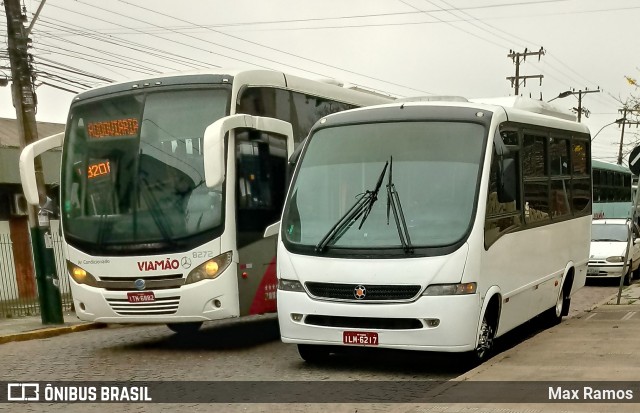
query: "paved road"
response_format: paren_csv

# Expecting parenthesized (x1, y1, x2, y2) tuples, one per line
(0, 280, 622, 412)
(569, 277, 620, 318)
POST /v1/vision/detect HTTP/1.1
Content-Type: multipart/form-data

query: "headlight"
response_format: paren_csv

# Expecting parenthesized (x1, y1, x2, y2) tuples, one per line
(606, 256, 625, 263)
(423, 282, 477, 296)
(278, 278, 305, 292)
(66, 261, 98, 287)
(185, 251, 233, 285)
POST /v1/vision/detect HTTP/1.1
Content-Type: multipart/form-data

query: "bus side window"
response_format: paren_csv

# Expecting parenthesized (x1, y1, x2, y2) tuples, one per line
(485, 128, 522, 247)
(549, 137, 571, 219)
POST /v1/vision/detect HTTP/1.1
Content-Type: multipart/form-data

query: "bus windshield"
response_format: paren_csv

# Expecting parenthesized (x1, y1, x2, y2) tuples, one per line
(282, 121, 486, 253)
(61, 88, 230, 252)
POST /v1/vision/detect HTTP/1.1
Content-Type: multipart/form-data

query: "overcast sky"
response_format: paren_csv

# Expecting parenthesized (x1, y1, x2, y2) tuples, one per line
(2, 0, 639, 164)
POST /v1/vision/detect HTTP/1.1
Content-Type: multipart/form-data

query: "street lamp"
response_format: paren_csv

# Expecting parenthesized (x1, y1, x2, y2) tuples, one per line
(548, 89, 600, 122)
(591, 118, 625, 141)
(548, 90, 573, 102)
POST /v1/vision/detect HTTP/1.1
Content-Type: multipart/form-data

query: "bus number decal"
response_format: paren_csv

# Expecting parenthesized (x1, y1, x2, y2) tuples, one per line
(193, 251, 214, 259)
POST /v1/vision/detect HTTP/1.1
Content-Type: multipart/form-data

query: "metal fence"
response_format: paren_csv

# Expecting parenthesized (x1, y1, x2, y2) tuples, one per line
(51, 220, 74, 312)
(0, 220, 73, 319)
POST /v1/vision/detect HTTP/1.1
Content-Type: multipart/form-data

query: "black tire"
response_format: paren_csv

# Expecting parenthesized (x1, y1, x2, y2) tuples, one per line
(166, 322, 203, 334)
(297, 344, 331, 363)
(467, 312, 495, 365)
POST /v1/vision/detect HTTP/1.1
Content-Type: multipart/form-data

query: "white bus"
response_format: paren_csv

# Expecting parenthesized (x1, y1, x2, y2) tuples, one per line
(270, 96, 592, 362)
(19, 69, 391, 333)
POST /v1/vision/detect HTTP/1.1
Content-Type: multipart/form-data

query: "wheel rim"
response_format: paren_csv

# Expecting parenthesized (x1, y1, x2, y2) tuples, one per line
(555, 288, 564, 318)
(476, 317, 494, 359)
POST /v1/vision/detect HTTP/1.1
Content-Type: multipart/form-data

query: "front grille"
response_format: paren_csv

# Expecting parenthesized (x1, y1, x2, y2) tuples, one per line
(97, 274, 184, 291)
(305, 282, 421, 302)
(304, 315, 423, 330)
(106, 296, 180, 315)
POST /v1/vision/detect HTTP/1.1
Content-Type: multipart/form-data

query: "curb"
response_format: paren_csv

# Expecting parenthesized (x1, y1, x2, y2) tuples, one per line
(427, 284, 639, 399)
(0, 322, 107, 345)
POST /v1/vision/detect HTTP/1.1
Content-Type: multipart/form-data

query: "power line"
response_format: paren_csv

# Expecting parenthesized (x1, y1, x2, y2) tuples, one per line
(154, 3, 640, 33)
(38, 80, 80, 94)
(35, 16, 216, 71)
(430, 0, 522, 48)
(111, 0, 433, 95)
(35, 60, 115, 83)
(31, 1, 575, 35)
(48, 2, 273, 71)
(425, 0, 623, 110)
(399, 0, 506, 50)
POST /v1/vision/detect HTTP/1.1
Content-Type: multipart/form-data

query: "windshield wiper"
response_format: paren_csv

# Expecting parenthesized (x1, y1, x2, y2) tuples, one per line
(386, 156, 413, 254)
(315, 161, 388, 252)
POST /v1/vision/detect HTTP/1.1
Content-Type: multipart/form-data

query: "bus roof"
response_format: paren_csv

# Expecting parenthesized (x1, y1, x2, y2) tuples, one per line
(592, 159, 632, 174)
(314, 96, 590, 135)
(470, 96, 576, 121)
(71, 68, 393, 106)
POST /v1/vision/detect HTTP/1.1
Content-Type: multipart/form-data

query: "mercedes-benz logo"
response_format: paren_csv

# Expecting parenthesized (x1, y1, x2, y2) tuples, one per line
(134, 278, 146, 291)
(354, 285, 367, 300)
(181, 257, 192, 269)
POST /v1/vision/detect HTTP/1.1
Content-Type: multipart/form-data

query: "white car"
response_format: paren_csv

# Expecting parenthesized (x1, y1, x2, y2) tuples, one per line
(588, 219, 640, 285)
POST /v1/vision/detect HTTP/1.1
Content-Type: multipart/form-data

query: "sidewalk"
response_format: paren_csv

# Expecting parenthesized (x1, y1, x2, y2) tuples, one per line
(426, 281, 640, 412)
(0, 310, 104, 344)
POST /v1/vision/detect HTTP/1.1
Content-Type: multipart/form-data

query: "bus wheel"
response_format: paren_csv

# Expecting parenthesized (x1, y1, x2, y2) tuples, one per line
(297, 344, 331, 363)
(544, 286, 566, 326)
(166, 322, 203, 334)
(471, 313, 495, 363)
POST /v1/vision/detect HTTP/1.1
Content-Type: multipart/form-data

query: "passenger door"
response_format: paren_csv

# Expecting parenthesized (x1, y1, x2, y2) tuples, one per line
(234, 131, 287, 316)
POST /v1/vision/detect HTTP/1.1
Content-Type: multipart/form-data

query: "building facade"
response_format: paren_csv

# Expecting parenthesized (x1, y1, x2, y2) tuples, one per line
(0, 118, 65, 317)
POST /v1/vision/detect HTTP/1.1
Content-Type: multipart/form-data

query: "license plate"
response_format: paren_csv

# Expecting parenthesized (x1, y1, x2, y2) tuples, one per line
(343, 331, 378, 346)
(587, 268, 599, 275)
(127, 291, 155, 303)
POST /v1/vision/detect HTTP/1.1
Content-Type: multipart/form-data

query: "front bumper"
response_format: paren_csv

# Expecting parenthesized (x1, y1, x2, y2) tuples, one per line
(586, 262, 628, 278)
(71, 278, 239, 323)
(277, 289, 481, 352)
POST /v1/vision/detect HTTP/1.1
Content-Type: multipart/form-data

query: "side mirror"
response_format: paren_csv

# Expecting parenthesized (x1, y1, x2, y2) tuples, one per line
(263, 221, 280, 238)
(19, 132, 64, 206)
(287, 136, 308, 185)
(203, 115, 294, 188)
(497, 158, 517, 203)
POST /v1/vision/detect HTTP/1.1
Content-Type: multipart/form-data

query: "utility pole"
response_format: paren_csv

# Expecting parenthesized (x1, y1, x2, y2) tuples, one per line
(617, 108, 640, 165)
(506, 47, 545, 95)
(574, 89, 601, 122)
(550, 88, 601, 122)
(4, 0, 63, 324)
